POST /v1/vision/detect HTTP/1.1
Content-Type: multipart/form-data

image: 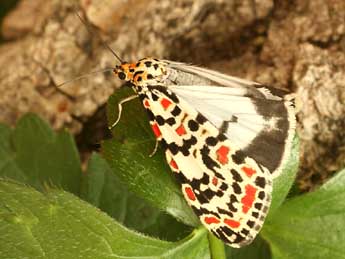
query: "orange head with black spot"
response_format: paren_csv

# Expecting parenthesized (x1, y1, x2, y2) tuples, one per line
(114, 57, 168, 87)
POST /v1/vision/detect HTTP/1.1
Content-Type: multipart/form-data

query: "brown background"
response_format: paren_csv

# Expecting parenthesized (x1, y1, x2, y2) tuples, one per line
(1, 0, 344, 191)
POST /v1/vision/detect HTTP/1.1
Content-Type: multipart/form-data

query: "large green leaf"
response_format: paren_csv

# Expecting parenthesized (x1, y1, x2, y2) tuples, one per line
(262, 168, 345, 259)
(0, 179, 210, 259)
(0, 114, 82, 194)
(81, 153, 129, 222)
(82, 153, 191, 241)
(103, 88, 198, 226)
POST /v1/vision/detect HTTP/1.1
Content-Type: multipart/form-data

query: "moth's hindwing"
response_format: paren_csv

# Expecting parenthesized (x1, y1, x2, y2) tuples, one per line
(141, 85, 273, 247)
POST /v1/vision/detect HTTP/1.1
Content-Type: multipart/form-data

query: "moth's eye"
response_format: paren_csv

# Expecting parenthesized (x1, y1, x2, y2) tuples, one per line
(118, 72, 126, 80)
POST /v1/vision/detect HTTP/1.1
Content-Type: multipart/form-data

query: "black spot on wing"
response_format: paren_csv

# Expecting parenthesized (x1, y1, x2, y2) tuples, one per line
(196, 113, 207, 124)
(247, 220, 255, 228)
(226, 194, 238, 213)
(200, 145, 220, 172)
(232, 150, 245, 165)
(148, 85, 179, 103)
(188, 119, 199, 131)
(217, 207, 234, 218)
(232, 182, 242, 194)
(190, 204, 220, 218)
(205, 136, 218, 146)
(241, 228, 250, 235)
(258, 191, 265, 200)
(165, 117, 176, 126)
(252, 212, 259, 218)
(166, 142, 179, 155)
(155, 115, 165, 125)
(151, 92, 159, 101)
(231, 169, 243, 182)
(254, 203, 262, 210)
(255, 176, 266, 188)
(217, 133, 227, 142)
(171, 106, 182, 116)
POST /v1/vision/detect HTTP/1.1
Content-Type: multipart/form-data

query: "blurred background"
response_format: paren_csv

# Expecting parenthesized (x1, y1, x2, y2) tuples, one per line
(0, 0, 344, 192)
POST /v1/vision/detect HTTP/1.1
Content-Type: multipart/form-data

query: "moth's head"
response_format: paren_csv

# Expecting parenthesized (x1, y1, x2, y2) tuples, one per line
(114, 58, 167, 86)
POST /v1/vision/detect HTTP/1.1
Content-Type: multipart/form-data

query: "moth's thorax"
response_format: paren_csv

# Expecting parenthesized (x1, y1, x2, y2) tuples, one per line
(114, 57, 168, 88)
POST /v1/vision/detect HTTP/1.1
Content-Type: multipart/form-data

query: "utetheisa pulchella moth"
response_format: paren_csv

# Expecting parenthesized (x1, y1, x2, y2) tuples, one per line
(110, 58, 295, 247)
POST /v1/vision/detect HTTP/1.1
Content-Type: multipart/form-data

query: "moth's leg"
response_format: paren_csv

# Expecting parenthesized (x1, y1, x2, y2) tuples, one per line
(149, 139, 159, 157)
(109, 95, 138, 130)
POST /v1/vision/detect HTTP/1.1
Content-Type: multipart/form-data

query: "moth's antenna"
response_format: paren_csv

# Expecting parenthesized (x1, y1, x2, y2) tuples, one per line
(57, 67, 114, 88)
(75, 10, 123, 64)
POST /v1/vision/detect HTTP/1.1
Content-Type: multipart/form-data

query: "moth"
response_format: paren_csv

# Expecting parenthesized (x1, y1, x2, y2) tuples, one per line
(65, 11, 295, 248)
(110, 57, 296, 247)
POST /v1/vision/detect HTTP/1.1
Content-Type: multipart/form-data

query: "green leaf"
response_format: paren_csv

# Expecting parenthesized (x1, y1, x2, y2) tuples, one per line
(103, 88, 198, 226)
(81, 153, 129, 221)
(129, 209, 192, 241)
(0, 179, 210, 259)
(83, 153, 191, 241)
(0, 114, 82, 194)
(262, 168, 345, 259)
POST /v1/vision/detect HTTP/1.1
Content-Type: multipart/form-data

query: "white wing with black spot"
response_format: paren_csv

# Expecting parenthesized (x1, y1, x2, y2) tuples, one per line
(141, 85, 274, 247)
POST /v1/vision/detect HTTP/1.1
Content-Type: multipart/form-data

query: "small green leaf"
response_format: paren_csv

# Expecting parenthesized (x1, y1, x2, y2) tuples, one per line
(262, 168, 345, 259)
(103, 88, 198, 226)
(0, 114, 82, 194)
(0, 179, 210, 259)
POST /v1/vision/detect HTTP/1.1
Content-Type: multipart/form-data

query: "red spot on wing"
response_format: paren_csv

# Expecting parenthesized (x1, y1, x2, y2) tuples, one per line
(143, 99, 150, 108)
(212, 177, 218, 186)
(204, 216, 220, 224)
(241, 184, 257, 213)
(184, 186, 196, 201)
(160, 98, 172, 110)
(216, 145, 230, 165)
(169, 158, 178, 170)
(175, 124, 187, 136)
(151, 123, 161, 138)
(224, 218, 241, 228)
(242, 166, 256, 177)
